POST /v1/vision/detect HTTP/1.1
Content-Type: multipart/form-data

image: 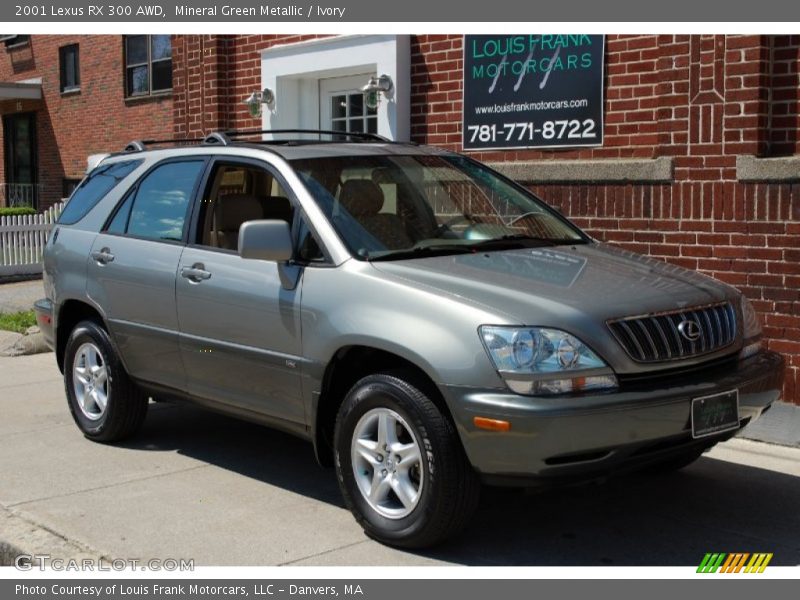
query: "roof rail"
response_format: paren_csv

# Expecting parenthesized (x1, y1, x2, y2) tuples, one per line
(123, 140, 146, 153)
(202, 132, 230, 146)
(222, 128, 391, 143)
(122, 137, 204, 153)
(121, 128, 394, 154)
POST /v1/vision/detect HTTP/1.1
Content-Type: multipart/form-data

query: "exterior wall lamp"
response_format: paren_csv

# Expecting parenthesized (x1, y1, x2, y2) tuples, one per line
(361, 74, 394, 110)
(244, 88, 275, 118)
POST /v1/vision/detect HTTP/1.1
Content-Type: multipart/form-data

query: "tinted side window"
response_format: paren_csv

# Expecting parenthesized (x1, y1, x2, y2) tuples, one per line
(106, 192, 134, 234)
(297, 218, 325, 263)
(57, 160, 142, 225)
(125, 161, 204, 242)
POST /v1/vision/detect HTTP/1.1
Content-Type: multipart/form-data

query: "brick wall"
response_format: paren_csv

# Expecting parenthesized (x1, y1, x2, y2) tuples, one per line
(0, 35, 173, 209)
(767, 36, 800, 156)
(411, 35, 800, 157)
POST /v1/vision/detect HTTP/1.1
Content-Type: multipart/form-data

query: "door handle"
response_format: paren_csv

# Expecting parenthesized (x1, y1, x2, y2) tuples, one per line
(91, 248, 115, 265)
(181, 263, 212, 282)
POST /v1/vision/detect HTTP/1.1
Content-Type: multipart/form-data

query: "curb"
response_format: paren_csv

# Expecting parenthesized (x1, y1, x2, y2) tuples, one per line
(0, 540, 26, 568)
(0, 275, 42, 285)
(0, 504, 101, 567)
(738, 402, 800, 448)
(0, 327, 50, 357)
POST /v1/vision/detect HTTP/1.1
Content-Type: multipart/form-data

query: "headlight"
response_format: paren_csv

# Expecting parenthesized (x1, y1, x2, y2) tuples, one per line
(480, 326, 617, 395)
(740, 295, 762, 359)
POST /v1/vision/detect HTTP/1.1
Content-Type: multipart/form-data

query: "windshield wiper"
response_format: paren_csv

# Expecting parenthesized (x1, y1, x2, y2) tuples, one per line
(471, 234, 585, 248)
(366, 244, 477, 262)
(367, 236, 584, 262)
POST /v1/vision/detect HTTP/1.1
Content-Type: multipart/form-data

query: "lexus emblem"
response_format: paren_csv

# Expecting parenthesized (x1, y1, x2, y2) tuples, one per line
(678, 320, 702, 342)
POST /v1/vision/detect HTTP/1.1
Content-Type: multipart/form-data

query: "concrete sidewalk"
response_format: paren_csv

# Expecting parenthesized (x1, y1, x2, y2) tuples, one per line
(1, 352, 799, 567)
(0, 278, 42, 314)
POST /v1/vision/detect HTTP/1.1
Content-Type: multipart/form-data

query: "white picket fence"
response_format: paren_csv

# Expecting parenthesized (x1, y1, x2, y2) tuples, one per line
(0, 202, 64, 277)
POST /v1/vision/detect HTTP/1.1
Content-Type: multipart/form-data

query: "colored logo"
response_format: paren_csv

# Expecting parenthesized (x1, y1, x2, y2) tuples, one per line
(697, 553, 773, 573)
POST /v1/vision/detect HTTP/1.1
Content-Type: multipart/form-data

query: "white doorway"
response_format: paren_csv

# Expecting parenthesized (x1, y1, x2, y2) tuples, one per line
(259, 35, 411, 141)
(319, 74, 378, 136)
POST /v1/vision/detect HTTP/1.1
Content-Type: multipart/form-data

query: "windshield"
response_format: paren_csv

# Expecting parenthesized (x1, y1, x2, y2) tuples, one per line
(291, 153, 587, 261)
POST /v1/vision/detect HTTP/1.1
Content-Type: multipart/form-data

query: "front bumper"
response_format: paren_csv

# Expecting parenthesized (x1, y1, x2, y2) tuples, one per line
(442, 350, 784, 483)
(33, 298, 55, 350)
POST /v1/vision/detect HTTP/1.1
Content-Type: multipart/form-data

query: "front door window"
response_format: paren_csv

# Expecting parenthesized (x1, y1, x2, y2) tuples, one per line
(329, 91, 377, 136)
(320, 74, 378, 138)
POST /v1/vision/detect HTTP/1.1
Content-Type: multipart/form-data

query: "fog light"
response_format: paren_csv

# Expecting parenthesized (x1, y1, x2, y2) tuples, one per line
(505, 374, 618, 396)
(534, 378, 574, 395)
(739, 340, 762, 360)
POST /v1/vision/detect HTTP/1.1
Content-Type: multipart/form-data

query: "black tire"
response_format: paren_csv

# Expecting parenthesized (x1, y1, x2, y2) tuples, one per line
(63, 320, 148, 443)
(334, 371, 480, 548)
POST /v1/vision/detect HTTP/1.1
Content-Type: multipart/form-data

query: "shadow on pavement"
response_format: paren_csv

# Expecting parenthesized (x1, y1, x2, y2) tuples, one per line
(123, 402, 344, 508)
(125, 402, 800, 566)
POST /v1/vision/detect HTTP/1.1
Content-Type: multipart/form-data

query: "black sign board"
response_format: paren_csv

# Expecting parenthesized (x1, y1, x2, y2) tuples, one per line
(463, 34, 605, 150)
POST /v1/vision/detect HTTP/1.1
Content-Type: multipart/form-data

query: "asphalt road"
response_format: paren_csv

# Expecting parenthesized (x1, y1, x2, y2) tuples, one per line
(1, 353, 799, 566)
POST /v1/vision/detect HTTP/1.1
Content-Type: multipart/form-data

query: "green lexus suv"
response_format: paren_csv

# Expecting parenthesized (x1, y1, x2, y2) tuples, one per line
(35, 130, 784, 548)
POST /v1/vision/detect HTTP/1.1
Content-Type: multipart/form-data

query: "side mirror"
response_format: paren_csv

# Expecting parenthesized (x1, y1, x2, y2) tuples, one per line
(238, 220, 293, 263)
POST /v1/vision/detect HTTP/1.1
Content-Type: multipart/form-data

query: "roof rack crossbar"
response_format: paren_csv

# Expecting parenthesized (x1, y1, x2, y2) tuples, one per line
(222, 129, 391, 143)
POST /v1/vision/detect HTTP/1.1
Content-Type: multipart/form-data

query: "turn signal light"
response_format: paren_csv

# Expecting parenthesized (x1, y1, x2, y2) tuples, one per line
(473, 417, 511, 432)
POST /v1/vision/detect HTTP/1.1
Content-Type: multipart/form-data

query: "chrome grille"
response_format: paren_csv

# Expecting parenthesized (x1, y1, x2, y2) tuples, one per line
(608, 302, 737, 363)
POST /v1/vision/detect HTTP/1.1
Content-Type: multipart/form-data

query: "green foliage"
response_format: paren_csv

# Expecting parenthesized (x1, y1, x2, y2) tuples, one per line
(0, 310, 37, 334)
(0, 206, 36, 217)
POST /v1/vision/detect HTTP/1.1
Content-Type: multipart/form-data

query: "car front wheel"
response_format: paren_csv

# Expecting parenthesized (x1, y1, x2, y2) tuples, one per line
(334, 371, 480, 548)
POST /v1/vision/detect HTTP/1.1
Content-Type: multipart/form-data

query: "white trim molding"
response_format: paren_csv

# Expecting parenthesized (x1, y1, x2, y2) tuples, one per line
(260, 35, 411, 141)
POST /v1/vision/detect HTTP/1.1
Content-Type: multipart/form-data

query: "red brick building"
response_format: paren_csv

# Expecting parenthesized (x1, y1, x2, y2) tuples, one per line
(1, 34, 799, 404)
(0, 34, 172, 208)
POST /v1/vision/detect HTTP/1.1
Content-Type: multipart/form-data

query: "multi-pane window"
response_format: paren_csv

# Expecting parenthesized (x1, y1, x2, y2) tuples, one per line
(1, 35, 30, 49)
(329, 92, 378, 137)
(59, 44, 80, 93)
(124, 35, 172, 97)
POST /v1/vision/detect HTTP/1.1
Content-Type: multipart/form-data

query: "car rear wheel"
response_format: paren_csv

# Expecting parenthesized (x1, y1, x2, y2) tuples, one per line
(334, 371, 480, 548)
(64, 320, 148, 442)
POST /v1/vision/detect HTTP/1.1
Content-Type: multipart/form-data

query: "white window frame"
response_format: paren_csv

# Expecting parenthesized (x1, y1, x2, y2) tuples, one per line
(259, 35, 410, 141)
(320, 74, 379, 136)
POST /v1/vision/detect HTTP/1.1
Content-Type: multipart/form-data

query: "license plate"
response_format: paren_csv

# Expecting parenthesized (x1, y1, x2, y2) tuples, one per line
(691, 390, 740, 438)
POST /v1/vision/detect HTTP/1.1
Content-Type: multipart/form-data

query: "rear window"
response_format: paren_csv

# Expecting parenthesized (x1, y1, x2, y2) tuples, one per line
(57, 160, 142, 225)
